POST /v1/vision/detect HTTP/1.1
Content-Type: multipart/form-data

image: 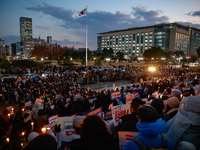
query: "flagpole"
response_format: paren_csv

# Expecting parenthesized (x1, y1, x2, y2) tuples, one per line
(86, 5, 88, 66)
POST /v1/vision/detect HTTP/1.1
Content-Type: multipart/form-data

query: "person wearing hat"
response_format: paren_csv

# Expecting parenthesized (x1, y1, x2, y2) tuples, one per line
(120, 98, 146, 132)
(164, 97, 179, 119)
(56, 115, 85, 149)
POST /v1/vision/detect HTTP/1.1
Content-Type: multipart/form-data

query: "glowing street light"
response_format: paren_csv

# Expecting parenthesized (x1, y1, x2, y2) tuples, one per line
(149, 67, 156, 72)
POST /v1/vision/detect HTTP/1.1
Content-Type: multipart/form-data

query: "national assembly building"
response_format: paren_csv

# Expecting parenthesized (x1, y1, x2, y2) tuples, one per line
(97, 23, 200, 59)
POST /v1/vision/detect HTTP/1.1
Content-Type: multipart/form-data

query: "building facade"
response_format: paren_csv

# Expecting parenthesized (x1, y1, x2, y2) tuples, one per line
(47, 36, 52, 44)
(0, 39, 5, 56)
(23, 38, 48, 58)
(98, 23, 200, 59)
(20, 17, 32, 42)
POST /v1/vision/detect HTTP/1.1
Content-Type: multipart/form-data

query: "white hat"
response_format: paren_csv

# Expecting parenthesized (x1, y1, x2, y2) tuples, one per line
(73, 116, 86, 128)
(28, 132, 39, 142)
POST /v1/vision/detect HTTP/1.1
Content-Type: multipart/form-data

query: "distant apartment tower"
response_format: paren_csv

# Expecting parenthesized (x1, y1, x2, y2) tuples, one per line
(23, 38, 49, 57)
(47, 36, 52, 44)
(0, 39, 5, 56)
(20, 17, 32, 42)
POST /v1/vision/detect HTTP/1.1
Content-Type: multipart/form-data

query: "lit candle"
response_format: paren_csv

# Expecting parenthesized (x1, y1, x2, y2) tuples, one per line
(22, 108, 24, 112)
(41, 128, 46, 134)
(6, 138, 9, 142)
(160, 95, 163, 99)
(21, 143, 23, 147)
(46, 127, 50, 131)
(180, 94, 183, 98)
(8, 113, 10, 119)
(22, 132, 25, 136)
(31, 122, 34, 130)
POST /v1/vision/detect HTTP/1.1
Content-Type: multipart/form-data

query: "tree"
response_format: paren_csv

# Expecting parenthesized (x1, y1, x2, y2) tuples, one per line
(190, 53, 198, 62)
(143, 47, 166, 61)
(94, 58, 102, 66)
(81, 58, 86, 65)
(116, 52, 125, 61)
(173, 51, 184, 57)
(0, 59, 10, 70)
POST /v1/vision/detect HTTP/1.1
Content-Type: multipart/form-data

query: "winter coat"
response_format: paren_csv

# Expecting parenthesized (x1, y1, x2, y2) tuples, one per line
(69, 135, 119, 150)
(123, 118, 173, 150)
(32, 101, 40, 119)
(164, 95, 200, 149)
(37, 115, 47, 132)
(120, 113, 138, 132)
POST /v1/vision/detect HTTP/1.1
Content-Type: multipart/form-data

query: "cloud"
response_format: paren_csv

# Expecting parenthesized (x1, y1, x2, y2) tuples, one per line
(0, 35, 20, 45)
(35, 25, 51, 30)
(177, 21, 200, 28)
(25, 3, 170, 49)
(24, 2, 74, 21)
(131, 6, 169, 22)
(187, 10, 200, 17)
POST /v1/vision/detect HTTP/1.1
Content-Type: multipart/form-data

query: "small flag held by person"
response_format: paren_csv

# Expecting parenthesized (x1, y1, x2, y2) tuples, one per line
(77, 8, 87, 17)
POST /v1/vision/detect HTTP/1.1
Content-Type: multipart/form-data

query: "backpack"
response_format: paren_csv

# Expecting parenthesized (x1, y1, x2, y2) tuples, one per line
(132, 133, 168, 150)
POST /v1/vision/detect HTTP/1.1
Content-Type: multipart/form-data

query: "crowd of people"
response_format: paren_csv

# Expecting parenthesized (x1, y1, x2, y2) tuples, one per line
(0, 64, 200, 150)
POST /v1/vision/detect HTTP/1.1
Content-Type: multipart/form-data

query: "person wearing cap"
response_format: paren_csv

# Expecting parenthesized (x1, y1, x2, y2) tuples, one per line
(164, 97, 179, 119)
(120, 98, 145, 132)
(56, 115, 85, 149)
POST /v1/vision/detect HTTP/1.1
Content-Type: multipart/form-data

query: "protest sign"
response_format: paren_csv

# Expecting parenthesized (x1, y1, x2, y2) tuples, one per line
(36, 98, 43, 107)
(82, 107, 103, 117)
(133, 92, 140, 98)
(61, 141, 70, 150)
(111, 103, 131, 126)
(65, 113, 77, 120)
(6, 106, 14, 111)
(24, 101, 32, 107)
(104, 110, 112, 120)
(56, 94, 63, 100)
(74, 94, 82, 100)
(126, 93, 133, 104)
(118, 131, 138, 150)
(43, 122, 56, 131)
(47, 114, 59, 124)
(110, 91, 121, 100)
(57, 117, 74, 136)
(173, 84, 179, 89)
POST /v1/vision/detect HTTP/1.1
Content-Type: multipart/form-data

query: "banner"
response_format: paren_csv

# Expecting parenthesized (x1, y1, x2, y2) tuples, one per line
(118, 131, 138, 150)
(65, 113, 77, 120)
(104, 110, 112, 120)
(82, 107, 103, 117)
(111, 103, 131, 126)
(47, 114, 59, 124)
(152, 91, 159, 98)
(178, 81, 184, 85)
(24, 101, 32, 107)
(74, 94, 82, 100)
(126, 94, 133, 104)
(36, 98, 43, 107)
(110, 91, 121, 100)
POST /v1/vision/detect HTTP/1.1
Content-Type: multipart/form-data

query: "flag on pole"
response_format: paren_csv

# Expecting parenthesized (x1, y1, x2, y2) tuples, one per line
(77, 8, 87, 17)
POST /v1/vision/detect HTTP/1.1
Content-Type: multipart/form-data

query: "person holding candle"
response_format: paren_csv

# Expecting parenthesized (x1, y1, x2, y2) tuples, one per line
(0, 110, 12, 136)
(36, 110, 47, 133)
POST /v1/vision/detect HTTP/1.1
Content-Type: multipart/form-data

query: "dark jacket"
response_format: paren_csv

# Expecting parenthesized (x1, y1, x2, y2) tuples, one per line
(69, 135, 120, 150)
(120, 113, 138, 132)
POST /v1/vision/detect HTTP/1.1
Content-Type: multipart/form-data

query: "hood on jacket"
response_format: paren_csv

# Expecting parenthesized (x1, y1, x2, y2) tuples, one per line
(34, 101, 40, 108)
(136, 118, 166, 135)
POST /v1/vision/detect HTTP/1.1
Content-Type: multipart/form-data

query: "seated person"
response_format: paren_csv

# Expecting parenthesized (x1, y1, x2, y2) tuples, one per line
(123, 105, 173, 150)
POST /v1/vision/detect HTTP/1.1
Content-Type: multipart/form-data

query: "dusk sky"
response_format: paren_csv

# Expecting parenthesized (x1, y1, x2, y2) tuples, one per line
(0, 0, 200, 50)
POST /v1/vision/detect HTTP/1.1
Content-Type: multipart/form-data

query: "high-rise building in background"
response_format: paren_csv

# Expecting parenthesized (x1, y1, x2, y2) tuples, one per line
(47, 36, 52, 44)
(20, 17, 32, 42)
(97, 22, 200, 59)
(11, 43, 16, 56)
(0, 39, 5, 56)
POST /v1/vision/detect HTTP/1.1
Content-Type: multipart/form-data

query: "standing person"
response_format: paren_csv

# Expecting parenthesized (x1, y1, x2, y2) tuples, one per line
(36, 110, 47, 133)
(123, 105, 173, 150)
(69, 115, 119, 150)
